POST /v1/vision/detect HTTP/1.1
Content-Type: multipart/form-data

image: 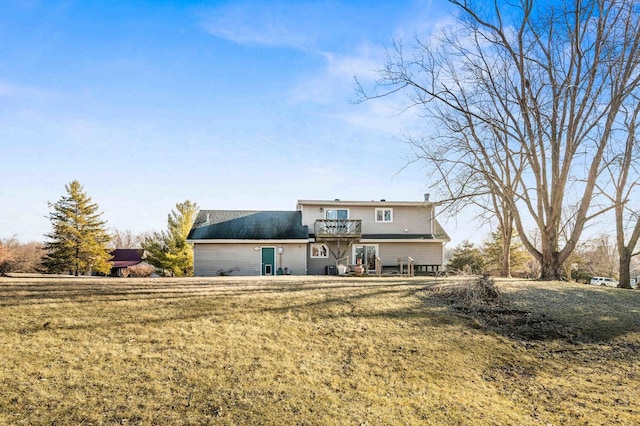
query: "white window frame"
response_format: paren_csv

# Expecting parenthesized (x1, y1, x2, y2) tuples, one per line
(325, 208, 349, 220)
(375, 208, 393, 223)
(310, 243, 329, 258)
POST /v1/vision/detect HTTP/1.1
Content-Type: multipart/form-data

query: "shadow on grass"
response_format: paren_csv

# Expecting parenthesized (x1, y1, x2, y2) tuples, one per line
(420, 282, 640, 345)
(0, 278, 453, 335)
(0, 277, 438, 307)
(3, 277, 638, 345)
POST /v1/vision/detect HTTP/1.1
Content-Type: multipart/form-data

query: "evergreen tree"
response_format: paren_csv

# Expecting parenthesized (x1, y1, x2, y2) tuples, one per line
(42, 180, 112, 275)
(482, 230, 532, 277)
(447, 240, 485, 275)
(143, 200, 198, 277)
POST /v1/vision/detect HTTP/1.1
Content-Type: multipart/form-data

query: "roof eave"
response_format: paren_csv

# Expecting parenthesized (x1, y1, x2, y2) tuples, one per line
(297, 199, 438, 207)
(188, 239, 308, 244)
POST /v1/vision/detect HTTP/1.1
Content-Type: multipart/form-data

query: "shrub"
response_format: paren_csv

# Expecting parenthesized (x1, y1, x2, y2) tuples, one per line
(0, 238, 45, 274)
(0, 244, 16, 276)
(127, 263, 155, 278)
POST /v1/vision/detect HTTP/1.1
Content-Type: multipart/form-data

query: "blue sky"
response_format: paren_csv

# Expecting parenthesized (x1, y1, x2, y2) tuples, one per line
(0, 0, 479, 245)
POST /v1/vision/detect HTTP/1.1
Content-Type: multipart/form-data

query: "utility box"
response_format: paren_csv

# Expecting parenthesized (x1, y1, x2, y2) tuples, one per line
(325, 265, 336, 275)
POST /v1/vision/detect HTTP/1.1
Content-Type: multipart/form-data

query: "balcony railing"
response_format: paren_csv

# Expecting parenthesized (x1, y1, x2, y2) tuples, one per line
(314, 219, 362, 239)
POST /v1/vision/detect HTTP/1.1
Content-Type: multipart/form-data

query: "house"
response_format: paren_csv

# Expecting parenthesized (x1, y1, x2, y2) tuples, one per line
(109, 249, 144, 277)
(187, 197, 449, 276)
(187, 211, 309, 276)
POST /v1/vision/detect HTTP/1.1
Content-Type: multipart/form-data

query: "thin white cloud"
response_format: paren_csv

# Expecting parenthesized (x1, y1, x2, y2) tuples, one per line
(286, 3, 455, 107)
(288, 44, 386, 105)
(198, 2, 321, 50)
(323, 47, 383, 83)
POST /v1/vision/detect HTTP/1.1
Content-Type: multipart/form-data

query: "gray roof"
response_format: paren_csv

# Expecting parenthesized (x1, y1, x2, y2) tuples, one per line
(187, 210, 309, 240)
(434, 220, 450, 241)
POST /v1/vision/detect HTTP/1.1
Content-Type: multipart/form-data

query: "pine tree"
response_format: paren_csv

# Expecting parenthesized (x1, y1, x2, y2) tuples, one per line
(42, 180, 112, 275)
(447, 240, 485, 275)
(143, 200, 198, 277)
(482, 230, 532, 277)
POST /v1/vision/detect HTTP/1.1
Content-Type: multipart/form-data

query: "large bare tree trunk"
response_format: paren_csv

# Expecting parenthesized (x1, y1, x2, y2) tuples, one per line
(540, 246, 562, 281)
(619, 249, 633, 289)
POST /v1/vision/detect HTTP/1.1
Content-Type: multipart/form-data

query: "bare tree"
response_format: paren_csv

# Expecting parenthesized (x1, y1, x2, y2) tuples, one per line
(358, 0, 640, 279)
(0, 237, 44, 274)
(407, 125, 521, 277)
(583, 233, 619, 279)
(12, 241, 44, 273)
(111, 229, 144, 249)
(600, 101, 640, 288)
(0, 238, 16, 276)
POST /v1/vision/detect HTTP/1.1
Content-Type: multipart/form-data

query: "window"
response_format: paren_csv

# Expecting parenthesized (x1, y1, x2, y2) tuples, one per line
(310, 243, 329, 258)
(375, 208, 393, 223)
(325, 209, 348, 220)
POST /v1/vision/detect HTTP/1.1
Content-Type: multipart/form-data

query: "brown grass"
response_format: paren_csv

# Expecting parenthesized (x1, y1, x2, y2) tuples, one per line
(0, 275, 639, 425)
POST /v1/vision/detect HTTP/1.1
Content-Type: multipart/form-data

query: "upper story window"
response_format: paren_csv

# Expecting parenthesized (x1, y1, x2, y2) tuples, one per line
(375, 208, 393, 223)
(325, 209, 349, 220)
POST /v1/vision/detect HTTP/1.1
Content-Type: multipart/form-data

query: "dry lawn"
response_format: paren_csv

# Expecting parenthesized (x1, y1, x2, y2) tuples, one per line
(0, 275, 639, 425)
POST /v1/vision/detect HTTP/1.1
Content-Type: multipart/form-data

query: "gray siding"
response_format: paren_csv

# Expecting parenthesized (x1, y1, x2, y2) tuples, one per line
(377, 242, 443, 266)
(306, 241, 354, 275)
(300, 203, 434, 235)
(305, 241, 444, 275)
(361, 205, 432, 235)
(194, 243, 307, 276)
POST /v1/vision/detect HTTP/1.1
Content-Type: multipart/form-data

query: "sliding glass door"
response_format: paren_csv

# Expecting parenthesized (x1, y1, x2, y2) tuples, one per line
(353, 244, 377, 272)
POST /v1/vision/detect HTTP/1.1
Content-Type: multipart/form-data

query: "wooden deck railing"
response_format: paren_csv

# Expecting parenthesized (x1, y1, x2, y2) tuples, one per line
(314, 219, 362, 239)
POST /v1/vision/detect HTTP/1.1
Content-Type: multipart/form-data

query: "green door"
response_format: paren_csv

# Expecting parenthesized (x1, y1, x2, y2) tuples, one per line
(261, 247, 275, 276)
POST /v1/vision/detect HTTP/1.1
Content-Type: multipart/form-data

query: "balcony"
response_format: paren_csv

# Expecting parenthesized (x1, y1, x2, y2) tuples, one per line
(314, 219, 362, 240)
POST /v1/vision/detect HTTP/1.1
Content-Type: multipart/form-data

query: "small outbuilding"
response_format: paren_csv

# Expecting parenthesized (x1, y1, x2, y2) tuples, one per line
(109, 249, 145, 277)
